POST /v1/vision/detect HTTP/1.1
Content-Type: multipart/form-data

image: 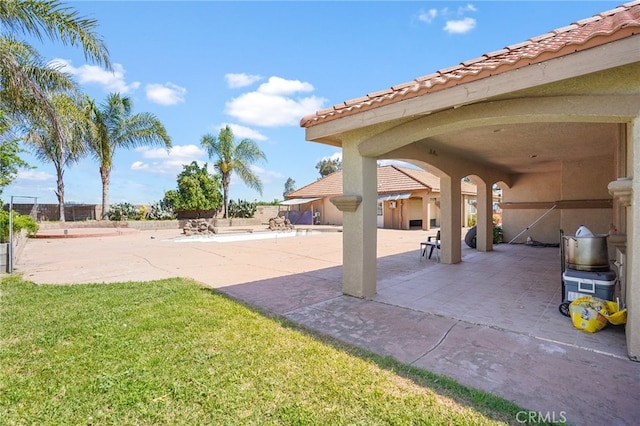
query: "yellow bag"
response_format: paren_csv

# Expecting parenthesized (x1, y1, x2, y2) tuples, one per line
(602, 300, 627, 325)
(569, 297, 609, 333)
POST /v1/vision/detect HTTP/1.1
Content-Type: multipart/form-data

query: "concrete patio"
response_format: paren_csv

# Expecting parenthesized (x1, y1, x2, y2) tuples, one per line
(12, 226, 640, 425)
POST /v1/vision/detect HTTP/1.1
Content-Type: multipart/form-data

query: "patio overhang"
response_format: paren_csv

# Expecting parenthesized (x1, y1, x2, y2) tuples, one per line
(377, 193, 411, 202)
(280, 198, 321, 206)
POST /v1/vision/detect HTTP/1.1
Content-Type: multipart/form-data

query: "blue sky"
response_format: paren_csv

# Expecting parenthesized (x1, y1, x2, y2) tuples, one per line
(4, 0, 622, 206)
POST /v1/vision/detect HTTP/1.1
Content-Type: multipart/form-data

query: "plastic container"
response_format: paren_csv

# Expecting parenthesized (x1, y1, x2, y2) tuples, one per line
(562, 269, 616, 302)
(575, 225, 594, 237)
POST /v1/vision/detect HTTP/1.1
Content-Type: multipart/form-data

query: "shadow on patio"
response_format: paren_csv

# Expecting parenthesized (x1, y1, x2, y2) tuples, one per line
(375, 242, 627, 359)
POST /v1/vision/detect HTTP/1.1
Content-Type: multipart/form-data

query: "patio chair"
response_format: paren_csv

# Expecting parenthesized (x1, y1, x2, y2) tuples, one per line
(420, 230, 441, 262)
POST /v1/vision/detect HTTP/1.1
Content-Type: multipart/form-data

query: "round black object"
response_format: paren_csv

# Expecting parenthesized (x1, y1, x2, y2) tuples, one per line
(465, 226, 477, 249)
(559, 302, 571, 317)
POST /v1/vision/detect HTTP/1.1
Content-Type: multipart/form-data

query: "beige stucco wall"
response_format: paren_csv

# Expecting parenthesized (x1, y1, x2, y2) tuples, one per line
(502, 172, 560, 244)
(560, 156, 616, 236)
(308, 198, 341, 225)
(501, 153, 616, 245)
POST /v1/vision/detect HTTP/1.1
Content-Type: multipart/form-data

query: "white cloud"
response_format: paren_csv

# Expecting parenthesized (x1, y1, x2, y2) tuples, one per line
(131, 144, 205, 175)
(130, 161, 149, 171)
(459, 4, 477, 13)
(16, 169, 54, 181)
(213, 123, 268, 141)
(444, 17, 476, 34)
(320, 151, 342, 163)
(417, 4, 477, 34)
(145, 82, 187, 105)
(418, 8, 438, 24)
(251, 165, 284, 182)
(225, 73, 263, 88)
(136, 144, 204, 160)
(225, 76, 326, 127)
(256, 76, 314, 96)
(377, 159, 418, 169)
(51, 58, 140, 93)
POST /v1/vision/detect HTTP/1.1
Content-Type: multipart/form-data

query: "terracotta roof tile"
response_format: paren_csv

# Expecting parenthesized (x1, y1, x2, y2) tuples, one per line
(301, 1, 640, 128)
(285, 165, 479, 199)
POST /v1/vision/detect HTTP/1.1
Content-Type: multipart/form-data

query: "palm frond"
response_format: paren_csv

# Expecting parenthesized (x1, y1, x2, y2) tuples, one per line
(0, 0, 111, 69)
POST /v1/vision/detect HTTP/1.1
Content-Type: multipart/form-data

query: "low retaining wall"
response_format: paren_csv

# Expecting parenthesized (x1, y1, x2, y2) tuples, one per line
(37, 220, 183, 231)
(35, 218, 268, 231)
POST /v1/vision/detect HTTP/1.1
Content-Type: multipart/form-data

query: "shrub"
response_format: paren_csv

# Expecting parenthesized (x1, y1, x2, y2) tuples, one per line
(227, 199, 257, 218)
(493, 225, 504, 244)
(107, 203, 141, 221)
(467, 213, 477, 227)
(0, 210, 38, 243)
(147, 200, 176, 220)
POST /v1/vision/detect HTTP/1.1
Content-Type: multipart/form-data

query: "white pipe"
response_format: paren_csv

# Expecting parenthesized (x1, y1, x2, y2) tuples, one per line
(508, 204, 557, 244)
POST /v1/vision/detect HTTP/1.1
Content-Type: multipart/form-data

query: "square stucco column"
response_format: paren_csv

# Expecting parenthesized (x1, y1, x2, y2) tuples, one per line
(439, 175, 462, 264)
(336, 138, 378, 298)
(476, 180, 494, 252)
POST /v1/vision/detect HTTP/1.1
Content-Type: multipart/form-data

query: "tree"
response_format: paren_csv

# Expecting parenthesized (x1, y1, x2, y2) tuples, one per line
(0, 0, 111, 161)
(0, 111, 30, 197)
(163, 161, 222, 217)
(316, 158, 342, 177)
(283, 177, 295, 198)
(200, 125, 266, 218)
(86, 93, 171, 219)
(23, 91, 87, 221)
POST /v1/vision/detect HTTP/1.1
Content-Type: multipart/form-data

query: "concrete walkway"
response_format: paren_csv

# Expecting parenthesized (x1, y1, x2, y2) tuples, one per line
(12, 226, 640, 426)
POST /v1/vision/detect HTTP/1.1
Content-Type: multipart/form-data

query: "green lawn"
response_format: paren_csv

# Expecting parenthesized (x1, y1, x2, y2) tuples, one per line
(0, 276, 547, 425)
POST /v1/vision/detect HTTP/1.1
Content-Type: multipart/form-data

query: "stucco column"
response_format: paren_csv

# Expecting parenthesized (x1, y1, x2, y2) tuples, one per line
(337, 136, 378, 298)
(476, 180, 494, 252)
(439, 175, 462, 264)
(626, 118, 639, 361)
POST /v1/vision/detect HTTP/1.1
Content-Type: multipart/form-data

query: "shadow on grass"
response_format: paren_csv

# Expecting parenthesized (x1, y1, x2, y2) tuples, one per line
(211, 271, 555, 426)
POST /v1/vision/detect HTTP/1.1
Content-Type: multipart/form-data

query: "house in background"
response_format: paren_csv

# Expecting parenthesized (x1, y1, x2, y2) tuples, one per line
(283, 165, 480, 229)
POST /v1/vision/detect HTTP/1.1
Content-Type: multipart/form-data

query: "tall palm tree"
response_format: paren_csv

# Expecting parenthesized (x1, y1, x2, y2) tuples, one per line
(24, 91, 88, 221)
(86, 93, 171, 219)
(0, 1, 111, 219)
(200, 125, 266, 219)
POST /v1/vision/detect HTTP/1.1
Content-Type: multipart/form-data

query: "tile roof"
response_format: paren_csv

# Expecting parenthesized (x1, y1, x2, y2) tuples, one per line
(286, 165, 477, 199)
(300, 1, 640, 128)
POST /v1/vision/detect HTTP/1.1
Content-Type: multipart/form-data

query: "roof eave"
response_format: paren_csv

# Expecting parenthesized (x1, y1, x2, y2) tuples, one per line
(303, 33, 640, 146)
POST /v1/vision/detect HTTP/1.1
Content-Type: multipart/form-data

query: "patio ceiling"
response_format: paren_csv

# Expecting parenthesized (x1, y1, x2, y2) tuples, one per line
(407, 121, 619, 175)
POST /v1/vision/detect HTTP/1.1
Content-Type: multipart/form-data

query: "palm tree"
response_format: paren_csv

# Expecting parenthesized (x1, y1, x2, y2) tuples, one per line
(200, 125, 266, 219)
(1, 0, 111, 146)
(24, 92, 88, 221)
(86, 93, 171, 219)
(0, 1, 111, 220)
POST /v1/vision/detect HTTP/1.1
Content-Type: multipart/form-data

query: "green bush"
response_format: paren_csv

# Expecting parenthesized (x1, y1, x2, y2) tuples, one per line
(106, 203, 141, 221)
(227, 199, 257, 219)
(493, 225, 504, 244)
(0, 210, 38, 243)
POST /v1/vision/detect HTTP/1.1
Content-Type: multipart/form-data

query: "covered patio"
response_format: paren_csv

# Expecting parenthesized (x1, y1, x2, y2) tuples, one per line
(301, 2, 640, 359)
